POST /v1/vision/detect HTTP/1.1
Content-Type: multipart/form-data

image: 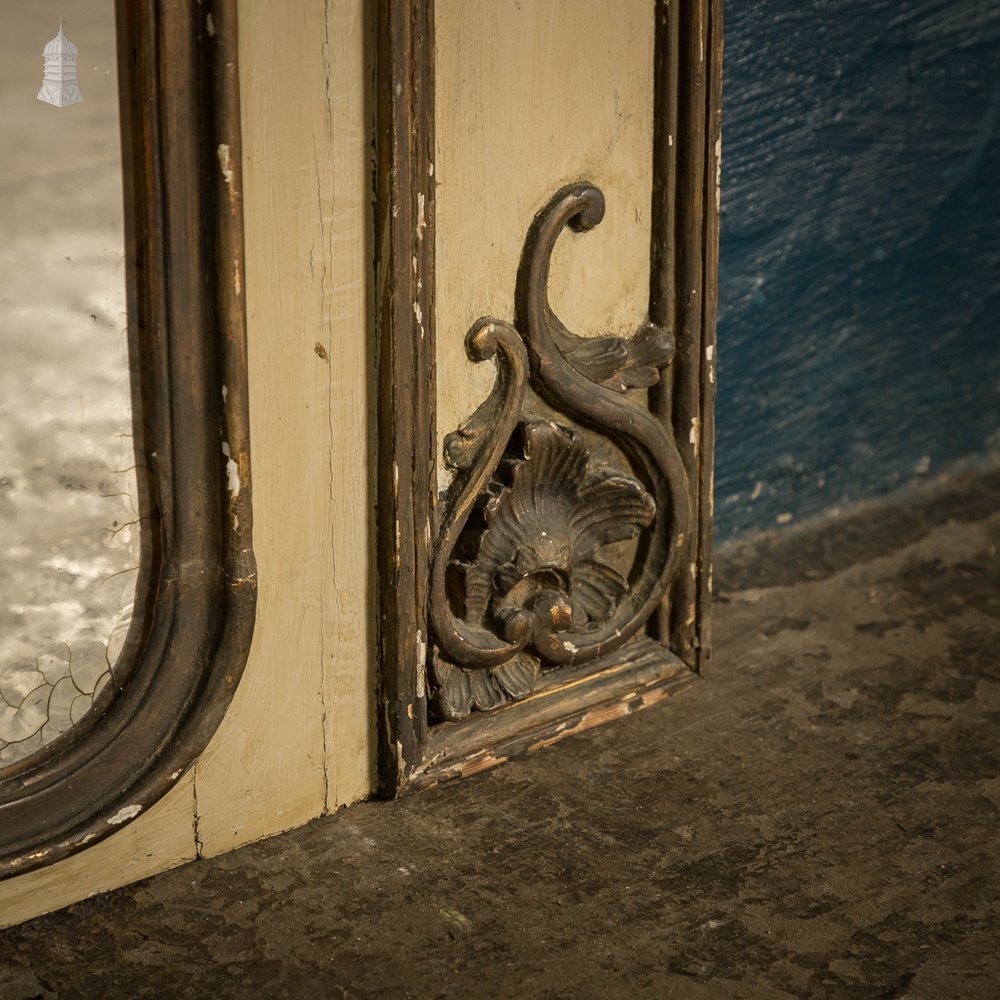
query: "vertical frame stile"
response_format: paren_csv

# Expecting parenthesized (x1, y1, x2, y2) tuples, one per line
(374, 0, 435, 794)
(668, 0, 709, 667)
(649, 0, 681, 647)
(697, 0, 724, 673)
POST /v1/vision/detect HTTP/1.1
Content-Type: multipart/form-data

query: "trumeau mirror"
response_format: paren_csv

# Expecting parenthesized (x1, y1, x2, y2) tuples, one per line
(0, 0, 255, 878)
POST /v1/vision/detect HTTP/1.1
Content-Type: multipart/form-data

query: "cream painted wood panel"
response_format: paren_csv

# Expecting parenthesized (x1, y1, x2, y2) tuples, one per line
(0, 778, 196, 929)
(322, 0, 377, 811)
(195, 0, 333, 855)
(434, 0, 654, 463)
(0, 0, 376, 927)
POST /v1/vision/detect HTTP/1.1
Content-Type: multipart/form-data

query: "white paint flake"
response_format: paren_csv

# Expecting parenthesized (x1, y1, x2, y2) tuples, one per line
(416, 192, 426, 241)
(216, 143, 234, 184)
(107, 804, 143, 825)
(689, 416, 701, 445)
(415, 630, 427, 699)
(222, 441, 240, 498)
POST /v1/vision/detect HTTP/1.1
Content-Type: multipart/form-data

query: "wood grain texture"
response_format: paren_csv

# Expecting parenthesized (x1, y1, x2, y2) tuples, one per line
(322, 0, 377, 812)
(197, 0, 377, 852)
(373, 0, 436, 792)
(411, 639, 695, 792)
(434, 0, 655, 485)
(193, 0, 327, 854)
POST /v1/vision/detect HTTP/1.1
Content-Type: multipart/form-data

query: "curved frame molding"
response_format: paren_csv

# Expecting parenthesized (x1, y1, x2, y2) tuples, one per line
(0, 0, 255, 879)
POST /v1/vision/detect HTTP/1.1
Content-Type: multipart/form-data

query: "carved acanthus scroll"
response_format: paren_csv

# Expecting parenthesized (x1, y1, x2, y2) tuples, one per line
(429, 184, 690, 721)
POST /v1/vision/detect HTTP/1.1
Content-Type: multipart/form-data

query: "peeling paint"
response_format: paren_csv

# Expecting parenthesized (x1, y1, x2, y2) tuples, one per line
(206, 12, 215, 36)
(415, 629, 427, 700)
(221, 441, 240, 498)
(416, 192, 426, 241)
(689, 416, 701, 446)
(715, 135, 722, 213)
(107, 804, 142, 826)
(216, 143, 234, 185)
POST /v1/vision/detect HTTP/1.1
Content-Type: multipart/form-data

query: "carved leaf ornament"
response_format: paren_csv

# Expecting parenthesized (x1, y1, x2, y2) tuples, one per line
(429, 184, 690, 721)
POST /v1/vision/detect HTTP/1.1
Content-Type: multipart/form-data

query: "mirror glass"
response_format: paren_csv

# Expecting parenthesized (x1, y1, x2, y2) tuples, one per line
(0, 2, 138, 766)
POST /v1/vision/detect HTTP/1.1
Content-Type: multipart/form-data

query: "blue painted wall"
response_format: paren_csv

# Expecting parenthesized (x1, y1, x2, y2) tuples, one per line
(715, 0, 1000, 539)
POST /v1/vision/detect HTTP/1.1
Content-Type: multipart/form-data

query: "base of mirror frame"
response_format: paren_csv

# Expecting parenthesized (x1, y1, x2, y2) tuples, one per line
(408, 639, 697, 792)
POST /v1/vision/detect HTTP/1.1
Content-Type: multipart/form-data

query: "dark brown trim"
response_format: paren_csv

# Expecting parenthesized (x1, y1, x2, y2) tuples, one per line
(377, 0, 722, 792)
(649, 0, 681, 648)
(409, 640, 696, 793)
(666, 0, 710, 666)
(697, 0, 724, 674)
(374, 0, 436, 794)
(0, 0, 255, 879)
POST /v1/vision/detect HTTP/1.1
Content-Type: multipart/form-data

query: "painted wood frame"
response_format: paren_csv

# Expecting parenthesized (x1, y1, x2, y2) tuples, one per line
(0, 0, 255, 878)
(376, 0, 723, 794)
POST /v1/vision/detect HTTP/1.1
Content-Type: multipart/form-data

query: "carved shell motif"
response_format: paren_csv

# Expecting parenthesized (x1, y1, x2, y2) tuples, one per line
(432, 421, 655, 722)
(428, 183, 691, 722)
(467, 421, 654, 639)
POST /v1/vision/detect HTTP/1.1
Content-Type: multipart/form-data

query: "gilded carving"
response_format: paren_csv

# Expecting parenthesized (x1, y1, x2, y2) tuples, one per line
(428, 184, 691, 720)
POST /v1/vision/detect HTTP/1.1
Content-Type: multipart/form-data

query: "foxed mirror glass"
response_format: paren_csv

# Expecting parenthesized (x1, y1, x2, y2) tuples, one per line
(0, 3, 138, 765)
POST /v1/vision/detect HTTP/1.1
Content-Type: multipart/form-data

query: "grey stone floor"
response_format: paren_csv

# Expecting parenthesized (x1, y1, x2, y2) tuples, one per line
(1, 470, 998, 999)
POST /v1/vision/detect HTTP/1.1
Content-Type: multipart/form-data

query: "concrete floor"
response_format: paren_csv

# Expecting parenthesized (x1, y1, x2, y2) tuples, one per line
(1, 469, 998, 999)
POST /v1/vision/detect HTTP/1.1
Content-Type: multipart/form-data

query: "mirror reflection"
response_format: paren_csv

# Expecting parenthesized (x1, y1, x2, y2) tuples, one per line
(0, 2, 138, 766)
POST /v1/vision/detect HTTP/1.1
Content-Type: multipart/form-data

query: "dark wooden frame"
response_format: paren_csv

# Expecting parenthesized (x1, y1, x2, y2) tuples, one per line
(376, 0, 722, 794)
(0, 0, 255, 879)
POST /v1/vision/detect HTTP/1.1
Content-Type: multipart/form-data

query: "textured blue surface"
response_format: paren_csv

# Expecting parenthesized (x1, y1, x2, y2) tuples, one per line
(715, 0, 1000, 539)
